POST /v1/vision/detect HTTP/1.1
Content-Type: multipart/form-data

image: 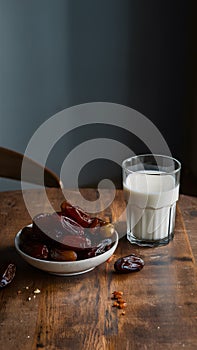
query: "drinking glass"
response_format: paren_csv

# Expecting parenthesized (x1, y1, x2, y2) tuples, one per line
(122, 154, 181, 247)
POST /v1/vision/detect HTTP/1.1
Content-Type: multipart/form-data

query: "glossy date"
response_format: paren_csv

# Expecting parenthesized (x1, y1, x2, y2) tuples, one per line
(61, 200, 93, 228)
(50, 248, 77, 261)
(0, 263, 16, 288)
(20, 241, 49, 260)
(19, 200, 116, 262)
(33, 213, 84, 244)
(114, 254, 144, 273)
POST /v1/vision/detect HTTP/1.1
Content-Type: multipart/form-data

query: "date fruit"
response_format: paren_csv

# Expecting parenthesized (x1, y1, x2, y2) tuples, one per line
(114, 254, 144, 273)
(89, 217, 107, 229)
(33, 213, 66, 243)
(60, 200, 93, 228)
(94, 238, 113, 256)
(20, 226, 47, 244)
(33, 212, 84, 245)
(20, 242, 49, 260)
(0, 263, 16, 288)
(59, 215, 84, 236)
(99, 223, 115, 238)
(50, 248, 77, 261)
(19, 200, 116, 262)
(61, 234, 91, 251)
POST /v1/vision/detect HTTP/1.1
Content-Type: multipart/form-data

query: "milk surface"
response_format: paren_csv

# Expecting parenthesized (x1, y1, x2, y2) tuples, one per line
(124, 171, 179, 242)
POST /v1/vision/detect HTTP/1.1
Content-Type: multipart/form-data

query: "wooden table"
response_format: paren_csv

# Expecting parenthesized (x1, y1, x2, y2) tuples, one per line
(0, 189, 196, 350)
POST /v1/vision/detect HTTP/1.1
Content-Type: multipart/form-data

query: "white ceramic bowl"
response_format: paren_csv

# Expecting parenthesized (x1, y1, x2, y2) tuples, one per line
(15, 228, 119, 276)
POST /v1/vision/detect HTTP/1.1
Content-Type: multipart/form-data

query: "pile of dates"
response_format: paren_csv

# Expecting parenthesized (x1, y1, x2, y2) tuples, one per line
(19, 200, 116, 261)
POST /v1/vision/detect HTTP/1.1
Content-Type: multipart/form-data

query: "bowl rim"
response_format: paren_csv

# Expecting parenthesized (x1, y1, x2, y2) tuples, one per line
(15, 225, 119, 265)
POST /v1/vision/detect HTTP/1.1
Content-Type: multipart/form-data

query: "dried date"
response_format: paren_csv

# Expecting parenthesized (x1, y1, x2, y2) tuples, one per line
(61, 234, 91, 251)
(19, 201, 116, 262)
(99, 223, 115, 238)
(79, 238, 113, 259)
(33, 212, 85, 246)
(20, 226, 46, 244)
(59, 215, 84, 236)
(94, 238, 113, 256)
(60, 200, 93, 228)
(50, 248, 77, 261)
(32, 213, 62, 243)
(114, 254, 144, 273)
(20, 242, 49, 260)
(0, 263, 16, 288)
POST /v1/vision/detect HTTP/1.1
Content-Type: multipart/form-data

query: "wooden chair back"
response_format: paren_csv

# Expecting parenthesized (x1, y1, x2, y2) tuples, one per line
(0, 147, 61, 188)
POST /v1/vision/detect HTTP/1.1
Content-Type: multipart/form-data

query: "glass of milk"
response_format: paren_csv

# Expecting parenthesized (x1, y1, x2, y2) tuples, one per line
(122, 154, 181, 247)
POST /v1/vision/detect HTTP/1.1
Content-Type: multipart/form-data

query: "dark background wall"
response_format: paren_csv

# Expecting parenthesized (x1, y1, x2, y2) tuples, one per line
(0, 0, 196, 191)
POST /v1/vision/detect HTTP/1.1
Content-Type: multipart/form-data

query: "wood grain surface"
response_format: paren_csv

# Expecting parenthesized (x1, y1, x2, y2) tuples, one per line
(0, 189, 196, 350)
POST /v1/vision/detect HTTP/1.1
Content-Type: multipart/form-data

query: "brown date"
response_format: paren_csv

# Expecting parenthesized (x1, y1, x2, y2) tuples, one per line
(114, 254, 144, 273)
(20, 226, 47, 244)
(61, 234, 91, 251)
(0, 263, 16, 288)
(94, 238, 113, 256)
(20, 241, 49, 260)
(99, 223, 115, 238)
(19, 200, 116, 262)
(33, 212, 85, 246)
(50, 248, 77, 261)
(79, 238, 113, 259)
(32, 213, 62, 243)
(59, 214, 84, 236)
(60, 200, 93, 228)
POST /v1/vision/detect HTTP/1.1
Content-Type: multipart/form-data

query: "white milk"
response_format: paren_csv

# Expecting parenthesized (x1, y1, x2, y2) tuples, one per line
(123, 171, 179, 242)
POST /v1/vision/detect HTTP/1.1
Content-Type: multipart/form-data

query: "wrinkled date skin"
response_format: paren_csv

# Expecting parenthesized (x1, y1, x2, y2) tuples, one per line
(50, 248, 77, 261)
(78, 238, 113, 259)
(19, 200, 116, 262)
(61, 234, 91, 251)
(0, 263, 16, 288)
(61, 200, 96, 228)
(20, 241, 49, 260)
(114, 254, 144, 273)
(59, 214, 84, 236)
(20, 225, 47, 244)
(33, 212, 85, 245)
